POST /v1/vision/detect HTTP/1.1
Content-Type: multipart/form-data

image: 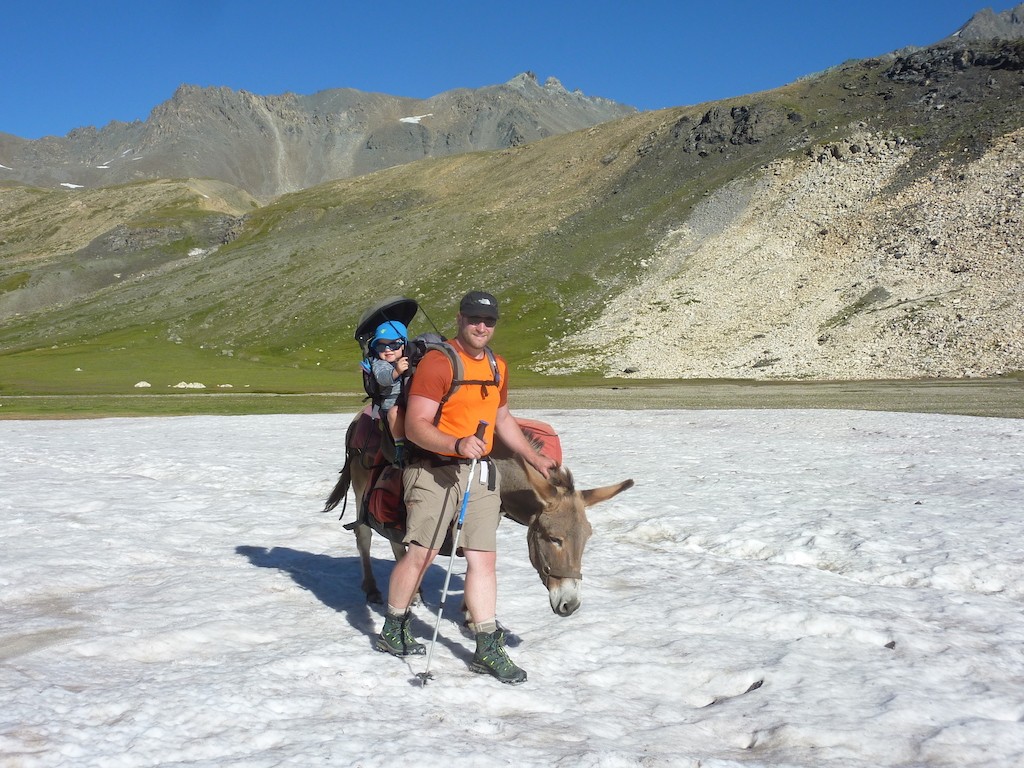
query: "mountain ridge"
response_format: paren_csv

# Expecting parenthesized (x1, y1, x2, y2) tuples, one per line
(0, 73, 635, 200)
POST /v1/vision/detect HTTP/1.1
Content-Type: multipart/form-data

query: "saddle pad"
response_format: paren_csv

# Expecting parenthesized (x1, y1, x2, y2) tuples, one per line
(369, 465, 405, 530)
(353, 406, 382, 458)
(516, 418, 563, 464)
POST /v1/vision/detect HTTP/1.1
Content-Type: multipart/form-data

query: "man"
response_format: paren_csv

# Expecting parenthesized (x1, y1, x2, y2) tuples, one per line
(375, 290, 556, 684)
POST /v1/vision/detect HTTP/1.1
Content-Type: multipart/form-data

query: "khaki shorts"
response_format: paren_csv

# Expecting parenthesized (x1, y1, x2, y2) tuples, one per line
(401, 460, 500, 552)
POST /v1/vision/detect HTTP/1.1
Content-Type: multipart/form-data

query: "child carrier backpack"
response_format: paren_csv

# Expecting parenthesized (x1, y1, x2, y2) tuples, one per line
(355, 296, 419, 412)
(353, 295, 501, 427)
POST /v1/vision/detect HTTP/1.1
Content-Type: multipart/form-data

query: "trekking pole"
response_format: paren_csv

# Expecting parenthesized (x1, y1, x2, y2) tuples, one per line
(417, 420, 488, 686)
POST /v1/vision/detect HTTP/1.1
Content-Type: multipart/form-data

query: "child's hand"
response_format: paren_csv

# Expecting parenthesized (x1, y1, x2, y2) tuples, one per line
(395, 357, 410, 374)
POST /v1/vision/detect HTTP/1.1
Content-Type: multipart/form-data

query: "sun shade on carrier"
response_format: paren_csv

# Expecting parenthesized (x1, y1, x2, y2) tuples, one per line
(354, 296, 418, 358)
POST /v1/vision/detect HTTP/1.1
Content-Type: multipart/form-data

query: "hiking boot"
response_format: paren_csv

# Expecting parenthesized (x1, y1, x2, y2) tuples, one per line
(470, 630, 527, 684)
(375, 613, 425, 657)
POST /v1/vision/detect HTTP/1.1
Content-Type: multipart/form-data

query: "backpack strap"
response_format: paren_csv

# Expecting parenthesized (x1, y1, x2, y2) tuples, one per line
(427, 342, 501, 426)
(360, 358, 377, 405)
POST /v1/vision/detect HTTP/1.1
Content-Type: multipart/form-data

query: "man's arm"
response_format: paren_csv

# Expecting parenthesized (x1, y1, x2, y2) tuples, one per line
(403, 394, 458, 456)
(494, 405, 556, 477)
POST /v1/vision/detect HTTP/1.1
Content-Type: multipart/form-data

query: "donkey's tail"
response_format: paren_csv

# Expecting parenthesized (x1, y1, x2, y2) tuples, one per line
(321, 465, 351, 516)
(321, 418, 358, 517)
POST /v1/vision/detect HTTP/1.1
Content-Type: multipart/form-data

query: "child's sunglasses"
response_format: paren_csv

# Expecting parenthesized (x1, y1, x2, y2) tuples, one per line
(374, 340, 405, 352)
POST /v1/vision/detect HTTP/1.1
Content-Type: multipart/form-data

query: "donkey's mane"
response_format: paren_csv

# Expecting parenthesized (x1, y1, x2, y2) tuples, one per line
(549, 465, 575, 493)
(525, 432, 544, 454)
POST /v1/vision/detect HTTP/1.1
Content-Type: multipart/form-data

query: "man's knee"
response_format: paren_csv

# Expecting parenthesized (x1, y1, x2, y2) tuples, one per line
(401, 542, 436, 568)
(464, 548, 497, 569)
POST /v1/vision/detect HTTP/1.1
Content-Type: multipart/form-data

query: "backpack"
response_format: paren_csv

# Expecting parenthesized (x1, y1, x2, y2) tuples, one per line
(354, 296, 418, 414)
(358, 332, 458, 412)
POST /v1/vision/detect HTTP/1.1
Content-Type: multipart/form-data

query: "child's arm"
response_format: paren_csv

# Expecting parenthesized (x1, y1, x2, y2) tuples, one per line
(372, 359, 397, 387)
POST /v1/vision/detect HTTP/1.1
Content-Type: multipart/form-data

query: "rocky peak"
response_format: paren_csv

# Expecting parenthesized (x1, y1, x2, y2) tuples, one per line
(946, 2, 1024, 42)
(506, 71, 541, 90)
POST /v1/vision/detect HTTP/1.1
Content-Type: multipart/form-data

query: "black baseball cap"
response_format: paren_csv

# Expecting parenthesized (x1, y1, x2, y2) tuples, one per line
(459, 291, 500, 319)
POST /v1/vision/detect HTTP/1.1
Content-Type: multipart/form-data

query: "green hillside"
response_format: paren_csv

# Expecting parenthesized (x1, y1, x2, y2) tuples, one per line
(2, 42, 1023, 402)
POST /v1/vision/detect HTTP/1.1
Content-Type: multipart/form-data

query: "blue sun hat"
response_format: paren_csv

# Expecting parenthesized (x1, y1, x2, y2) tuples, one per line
(371, 320, 408, 348)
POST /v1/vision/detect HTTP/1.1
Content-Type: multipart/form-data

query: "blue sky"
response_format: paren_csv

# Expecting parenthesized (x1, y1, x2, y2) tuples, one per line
(1, 0, 1009, 140)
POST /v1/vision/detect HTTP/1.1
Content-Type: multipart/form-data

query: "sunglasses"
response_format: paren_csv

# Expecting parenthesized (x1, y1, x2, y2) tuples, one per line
(464, 315, 497, 327)
(374, 341, 405, 352)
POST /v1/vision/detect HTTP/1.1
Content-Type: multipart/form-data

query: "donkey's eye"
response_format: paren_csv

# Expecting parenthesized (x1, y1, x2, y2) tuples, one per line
(548, 536, 563, 547)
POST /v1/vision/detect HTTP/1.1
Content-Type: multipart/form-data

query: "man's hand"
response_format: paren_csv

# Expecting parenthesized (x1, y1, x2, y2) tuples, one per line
(455, 421, 489, 460)
(455, 433, 487, 459)
(526, 452, 556, 478)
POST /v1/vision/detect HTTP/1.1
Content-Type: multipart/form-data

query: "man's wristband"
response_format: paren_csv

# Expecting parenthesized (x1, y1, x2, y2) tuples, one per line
(453, 437, 463, 456)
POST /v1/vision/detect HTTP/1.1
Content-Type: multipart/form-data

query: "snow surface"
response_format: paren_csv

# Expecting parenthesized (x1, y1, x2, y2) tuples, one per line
(2, 409, 1024, 767)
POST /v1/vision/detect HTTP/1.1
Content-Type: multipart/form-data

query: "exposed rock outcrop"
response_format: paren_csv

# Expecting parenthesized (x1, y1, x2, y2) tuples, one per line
(543, 127, 1024, 380)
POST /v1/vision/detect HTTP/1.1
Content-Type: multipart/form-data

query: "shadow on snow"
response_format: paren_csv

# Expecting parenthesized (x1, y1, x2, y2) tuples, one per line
(234, 544, 474, 661)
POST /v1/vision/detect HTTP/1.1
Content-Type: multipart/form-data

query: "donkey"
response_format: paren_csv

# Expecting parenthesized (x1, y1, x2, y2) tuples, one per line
(324, 409, 633, 616)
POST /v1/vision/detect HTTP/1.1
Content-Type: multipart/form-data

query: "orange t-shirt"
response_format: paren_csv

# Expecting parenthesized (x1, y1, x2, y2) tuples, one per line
(409, 345, 508, 455)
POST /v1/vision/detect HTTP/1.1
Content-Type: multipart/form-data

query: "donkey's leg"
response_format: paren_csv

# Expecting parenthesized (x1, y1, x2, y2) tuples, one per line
(355, 523, 383, 604)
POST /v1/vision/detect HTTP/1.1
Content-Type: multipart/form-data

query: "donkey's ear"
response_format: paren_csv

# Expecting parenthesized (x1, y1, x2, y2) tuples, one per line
(581, 478, 634, 508)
